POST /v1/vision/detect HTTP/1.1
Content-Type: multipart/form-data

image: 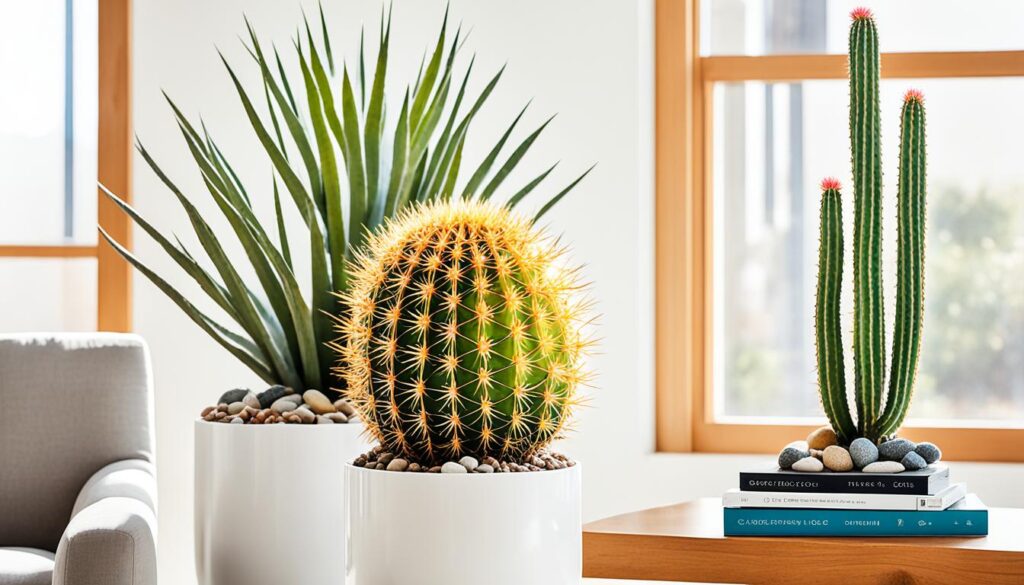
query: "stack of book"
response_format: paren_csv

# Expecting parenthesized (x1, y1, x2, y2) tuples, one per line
(723, 463, 989, 536)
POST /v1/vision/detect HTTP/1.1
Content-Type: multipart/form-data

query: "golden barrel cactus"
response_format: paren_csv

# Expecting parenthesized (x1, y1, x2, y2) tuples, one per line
(337, 200, 592, 464)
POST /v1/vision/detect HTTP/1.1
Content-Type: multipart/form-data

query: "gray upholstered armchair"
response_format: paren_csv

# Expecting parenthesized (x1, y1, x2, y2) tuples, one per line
(0, 334, 157, 585)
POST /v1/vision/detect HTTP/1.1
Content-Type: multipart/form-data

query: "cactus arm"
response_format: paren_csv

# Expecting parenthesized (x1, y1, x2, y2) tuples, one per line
(815, 180, 858, 443)
(879, 92, 927, 437)
(849, 12, 886, 437)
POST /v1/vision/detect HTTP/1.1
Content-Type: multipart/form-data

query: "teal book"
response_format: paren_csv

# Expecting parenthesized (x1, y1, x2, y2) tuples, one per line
(724, 494, 988, 537)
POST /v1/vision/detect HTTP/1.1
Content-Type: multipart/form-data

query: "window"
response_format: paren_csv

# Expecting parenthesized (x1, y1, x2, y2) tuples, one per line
(655, 0, 1024, 460)
(0, 0, 131, 332)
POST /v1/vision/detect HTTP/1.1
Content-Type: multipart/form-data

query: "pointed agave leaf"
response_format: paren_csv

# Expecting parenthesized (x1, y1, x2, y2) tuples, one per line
(242, 23, 323, 212)
(99, 180, 235, 320)
(207, 133, 252, 207)
(535, 164, 596, 221)
(359, 27, 366, 109)
(298, 45, 347, 291)
(305, 33, 348, 166)
(384, 90, 410, 217)
(480, 115, 555, 201)
(273, 47, 299, 114)
(272, 177, 292, 270)
(221, 51, 319, 231)
(318, 2, 334, 75)
(418, 54, 473, 202)
(99, 227, 276, 383)
(341, 67, 368, 249)
(171, 121, 303, 378)
(507, 162, 558, 209)
(364, 15, 390, 221)
(263, 76, 289, 162)
(461, 101, 528, 200)
(409, 8, 447, 130)
(440, 133, 465, 200)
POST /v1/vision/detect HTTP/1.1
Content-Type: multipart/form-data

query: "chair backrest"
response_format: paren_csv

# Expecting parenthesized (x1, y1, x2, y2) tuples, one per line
(0, 333, 153, 551)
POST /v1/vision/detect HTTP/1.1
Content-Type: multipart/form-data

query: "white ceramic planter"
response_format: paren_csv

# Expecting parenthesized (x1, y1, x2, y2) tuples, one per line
(194, 420, 372, 585)
(346, 462, 582, 585)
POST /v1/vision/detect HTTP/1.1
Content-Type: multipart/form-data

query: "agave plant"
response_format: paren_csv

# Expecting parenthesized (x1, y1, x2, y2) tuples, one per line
(99, 7, 591, 400)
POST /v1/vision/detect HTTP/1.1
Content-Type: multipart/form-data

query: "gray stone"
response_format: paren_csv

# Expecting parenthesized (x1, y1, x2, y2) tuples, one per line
(303, 389, 336, 414)
(878, 438, 916, 461)
(915, 442, 942, 464)
(458, 456, 479, 472)
(316, 415, 334, 424)
(227, 401, 246, 415)
(475, 464, 494, 473)
(257, 385, 290, 409)
(293, 406, 315, 424)
(334, 399, 357, 416)
(791, 457, 824, 472)
(778, 446, 809, 469)
(862, 461, 905, 473)
(242, 392, 261, 410)
(849, 438, 879, 469)
(387, 458, 410, 472)
(901, 451, 927, 471)
(441, 461, 468, 474)
(218, 388, 249, 405)
(326, 412, 349, 424)
(271, 397, 297, 414)
(229, 416, 244, 424)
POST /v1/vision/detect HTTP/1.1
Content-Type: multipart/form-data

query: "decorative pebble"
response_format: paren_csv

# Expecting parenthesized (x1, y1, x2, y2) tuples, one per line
(823, 446, 854, 472)
(849, 438, 880, 469)
(257, 385, 290, 409)
(914, 442, 942, 464)
(428, 466, 442, 473)
(878, 438, 916, 462)
(227, 401, 246, 415)
(862, 461, 905, 473)
(302, 390, 336, 415)
(218, 388, 249, 405)
(458, 456, 479, 472)
(242, 392, 261, 410)
(806, 426, 838, 450)
(809, 449, 824, 460)
(271, 397, 297, 414)
(292, 406, 315, 424)
(229, 416, 244, 424)
(408, 463, 422, 472)
(791, 457, 824, 472)
(475, 464, 494, 473)
(441, 462, 468, 474)
(334, 399, 357, 416)
(778, 446, 808, 469)
(201, 406, 215, 417)
(326, 412, 349, 423)
(316, 415, 334, 424)
(386, 458, 409, 472)
(901, 451, 927, 471)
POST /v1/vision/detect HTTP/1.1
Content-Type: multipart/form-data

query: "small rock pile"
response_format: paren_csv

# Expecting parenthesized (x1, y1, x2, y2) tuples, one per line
(200, 386, 358, 425)
(352, 446, 576, 473)
(779, 426, 941, 473)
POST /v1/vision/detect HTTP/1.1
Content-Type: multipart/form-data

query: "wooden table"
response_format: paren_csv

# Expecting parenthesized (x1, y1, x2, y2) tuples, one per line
(583, 497, 1024, 585)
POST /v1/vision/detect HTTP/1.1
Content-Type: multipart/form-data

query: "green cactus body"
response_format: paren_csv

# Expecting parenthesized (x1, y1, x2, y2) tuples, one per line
(340, 200, 590, 464)
(814, 8, 927, 445)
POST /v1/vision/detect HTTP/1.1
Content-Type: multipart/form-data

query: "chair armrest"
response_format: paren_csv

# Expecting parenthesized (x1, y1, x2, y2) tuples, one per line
(53, 460, 158, 585)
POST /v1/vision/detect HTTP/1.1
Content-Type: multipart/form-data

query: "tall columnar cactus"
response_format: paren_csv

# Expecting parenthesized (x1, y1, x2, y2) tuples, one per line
(338, 200, 592, 464)
(816, 8, 927, 445)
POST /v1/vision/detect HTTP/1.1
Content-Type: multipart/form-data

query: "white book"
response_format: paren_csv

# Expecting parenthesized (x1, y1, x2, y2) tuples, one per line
(722, 482, 966, 511)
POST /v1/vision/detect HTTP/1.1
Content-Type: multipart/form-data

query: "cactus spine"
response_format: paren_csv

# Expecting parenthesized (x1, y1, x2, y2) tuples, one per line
(339, 200, 592, 464)
(816, 8, 927, 444)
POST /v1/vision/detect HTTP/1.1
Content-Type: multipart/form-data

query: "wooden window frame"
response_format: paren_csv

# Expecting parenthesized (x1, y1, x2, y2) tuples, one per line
(654, 0, 1024, 462)
(0, 0, 132, 332)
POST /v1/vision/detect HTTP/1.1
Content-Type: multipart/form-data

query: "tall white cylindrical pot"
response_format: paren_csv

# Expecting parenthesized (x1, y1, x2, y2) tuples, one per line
(195, 420, 371, 585)
(346, 463, 582, 585)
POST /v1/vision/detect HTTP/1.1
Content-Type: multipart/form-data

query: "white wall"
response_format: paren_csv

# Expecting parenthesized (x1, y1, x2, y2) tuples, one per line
(132, 1, 1023, 584)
